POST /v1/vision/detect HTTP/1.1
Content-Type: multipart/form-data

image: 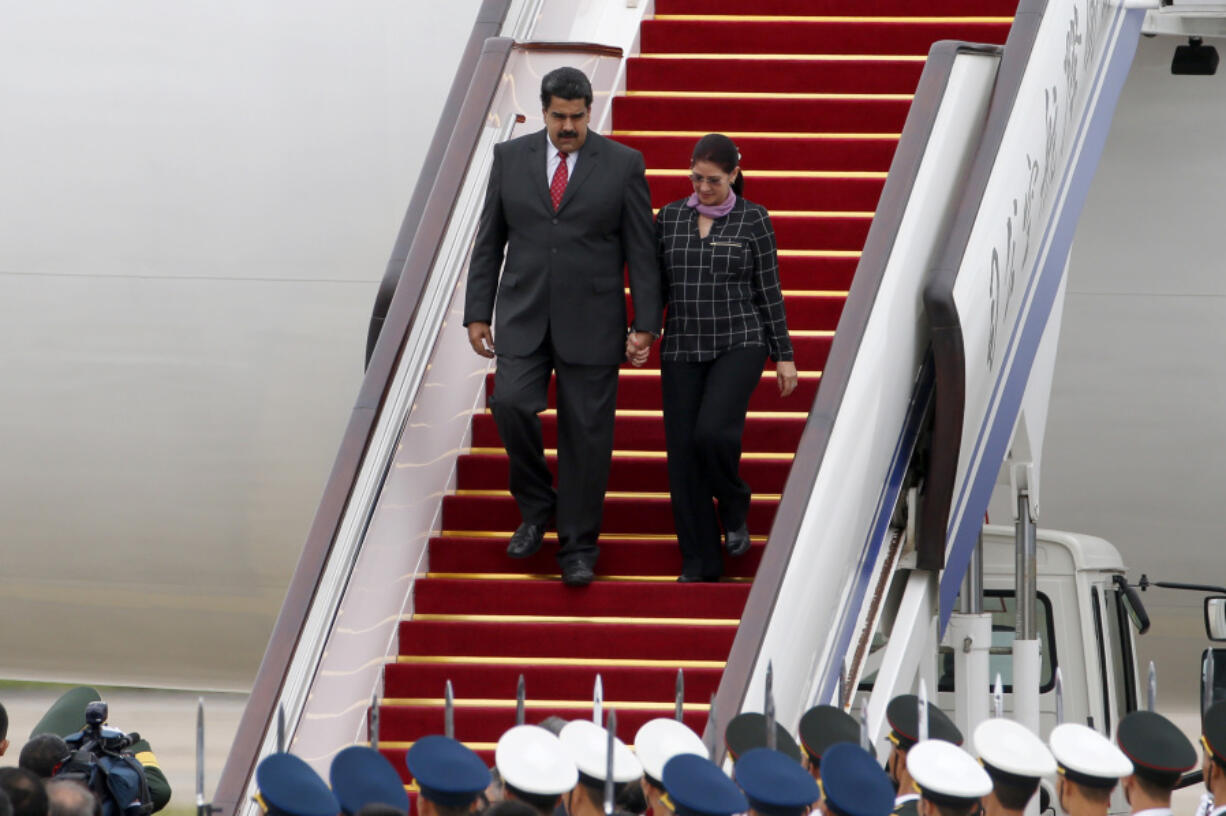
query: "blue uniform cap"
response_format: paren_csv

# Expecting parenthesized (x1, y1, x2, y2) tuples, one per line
(405, 736, 491, 808)
(662, 754, 748, 816)
(256, 753, 340, 816)
(819, 744, 894, 816)
(330, 746, 409, 815)
(733, 747, 819, 816)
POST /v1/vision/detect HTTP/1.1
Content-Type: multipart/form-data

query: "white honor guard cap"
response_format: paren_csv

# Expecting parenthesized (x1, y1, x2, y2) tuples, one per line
(1049, 723, 1133, 789)
(496, 725, 579, 796)
(634, 718, 707, 785)
(907, 740, 993, 807)
(559, 720, 643, 784)
(973, 719, 1057, 780)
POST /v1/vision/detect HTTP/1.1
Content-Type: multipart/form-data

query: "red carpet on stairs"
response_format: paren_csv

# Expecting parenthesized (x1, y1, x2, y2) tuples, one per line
(377, 3, 1012, 788)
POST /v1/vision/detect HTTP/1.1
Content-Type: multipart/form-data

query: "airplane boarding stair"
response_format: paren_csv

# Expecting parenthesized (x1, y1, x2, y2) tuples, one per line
(221, 0, 1167, 809)
(374, 3, 1011, 783)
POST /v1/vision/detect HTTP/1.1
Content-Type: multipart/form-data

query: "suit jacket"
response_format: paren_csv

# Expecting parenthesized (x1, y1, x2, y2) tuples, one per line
(464, 129, 662, 366)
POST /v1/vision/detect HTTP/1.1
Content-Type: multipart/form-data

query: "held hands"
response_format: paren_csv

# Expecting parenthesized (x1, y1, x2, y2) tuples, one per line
(625, 331, 654, 367)
(776, 361, 799, 397)
(467, 322, 495, 358)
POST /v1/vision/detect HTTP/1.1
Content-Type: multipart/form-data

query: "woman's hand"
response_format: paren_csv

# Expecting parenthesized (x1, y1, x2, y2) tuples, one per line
(776, 361, 799, 397)
(626, 332, 652, 367)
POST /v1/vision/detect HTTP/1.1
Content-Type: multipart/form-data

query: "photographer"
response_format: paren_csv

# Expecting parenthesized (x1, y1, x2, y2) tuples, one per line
(29, 688, 170, 813)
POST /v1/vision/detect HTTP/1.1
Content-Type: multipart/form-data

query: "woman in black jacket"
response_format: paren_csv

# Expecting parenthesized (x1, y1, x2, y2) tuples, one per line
(628, 133, 798, 582)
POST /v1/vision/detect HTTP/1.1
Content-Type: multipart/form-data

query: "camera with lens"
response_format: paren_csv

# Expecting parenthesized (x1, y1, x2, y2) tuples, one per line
(66, 701, 142, 754)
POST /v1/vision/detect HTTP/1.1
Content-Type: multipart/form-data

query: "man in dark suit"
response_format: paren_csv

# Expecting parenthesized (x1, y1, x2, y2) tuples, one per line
(464, 66, 661, 587)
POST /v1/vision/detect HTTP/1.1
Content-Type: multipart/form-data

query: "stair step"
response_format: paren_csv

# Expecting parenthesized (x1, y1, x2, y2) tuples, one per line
(654, 0, 1017, 14)
(414, 577, 749, 619)
(639, 19, 1012, 56)
(628, 56, 924, 95)
(649, 173, 883, 212)
(614, 133, 896, 174)
(618, 95, 910, 135)
(397, 620, 736, 660)
(468, 412, 805, 453)
(455, 450, 791, 493)
(440, 493, 778, 537)
(480, 369, 821, 413)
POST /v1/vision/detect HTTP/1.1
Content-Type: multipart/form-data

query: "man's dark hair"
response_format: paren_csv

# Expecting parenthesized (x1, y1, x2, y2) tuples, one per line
(691, 133, 744, 196)
(577, 781, 631, 811)
(984, 766, 1039, 811)
(20, 735, 71, 779)
(483, 801, 538, 816)
(929, 802, 978, 816)
(504, 784, 558, 816)
(0, 768, 49, 816)
(540, 67, 592, 109)
(615, 780, 646, 815)
(45, 781, 98, 816)
(0, 788, 13, 816)
(0, 701, 9, 742)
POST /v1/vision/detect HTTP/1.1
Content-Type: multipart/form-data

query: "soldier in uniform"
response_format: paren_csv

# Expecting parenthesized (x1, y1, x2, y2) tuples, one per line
(883, 695, 963, 816)
(816, 743, 894, 816)
(405, 735, 491, 816)
(494, 725, 577, 816)
(1199, 701, 1226, 816)
(725, 712, 803, 764)
(633, 719, 706, 816)
(556, 720, 642, 816)
(30, 686, 171, 812)
(906, 740, 992, 816)
(661, 754, 747, 816)
(1048, 723, 1133, 816)
(797, 706, 860, 783)
(972, 718, 1056, 816)
(330, 745, 409, 816)
(254, 752, 340, 816)
(734, 747, 820, 816)
(1116, 710, 1197, 816)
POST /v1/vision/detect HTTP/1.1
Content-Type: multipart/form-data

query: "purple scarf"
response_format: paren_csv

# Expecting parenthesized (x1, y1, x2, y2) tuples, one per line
(686, 190, 737, 219)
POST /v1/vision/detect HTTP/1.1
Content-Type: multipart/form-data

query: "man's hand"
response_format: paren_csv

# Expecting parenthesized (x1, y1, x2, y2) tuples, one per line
(776, 361, 799, 397)
(468, 322, 495, 358)
(625, 331, 654, 367)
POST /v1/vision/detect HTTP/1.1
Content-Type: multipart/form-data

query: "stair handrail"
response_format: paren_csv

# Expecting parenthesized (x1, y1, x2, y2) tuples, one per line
(211, 30, 517, 816)
(706, 37, 1012, 751)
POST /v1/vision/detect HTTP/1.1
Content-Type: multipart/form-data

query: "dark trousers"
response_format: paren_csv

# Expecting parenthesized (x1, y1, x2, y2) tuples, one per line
(491, 335, 619, 569)
(661, 345, 768, 579)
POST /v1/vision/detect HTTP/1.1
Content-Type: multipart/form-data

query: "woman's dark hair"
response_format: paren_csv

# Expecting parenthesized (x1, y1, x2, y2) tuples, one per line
(540, 67, 593, 109)
(691, 133, 743, 196)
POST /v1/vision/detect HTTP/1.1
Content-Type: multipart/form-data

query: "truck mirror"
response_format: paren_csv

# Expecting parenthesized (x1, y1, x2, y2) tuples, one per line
(1202, 648, 1226, 719)
(1113, 575, 1151, 634)
(1206, 596, 1226, 642)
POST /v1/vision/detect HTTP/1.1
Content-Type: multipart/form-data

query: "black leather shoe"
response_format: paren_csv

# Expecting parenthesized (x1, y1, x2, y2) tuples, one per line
(561, 563, 595, 587)
(677, 574, 705, 583)
(724, 525, 751, 557)
(507, 522, 546, 559)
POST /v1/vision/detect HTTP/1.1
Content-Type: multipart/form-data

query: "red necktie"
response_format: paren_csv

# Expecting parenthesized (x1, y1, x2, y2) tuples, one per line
(550, 151, 568, 210)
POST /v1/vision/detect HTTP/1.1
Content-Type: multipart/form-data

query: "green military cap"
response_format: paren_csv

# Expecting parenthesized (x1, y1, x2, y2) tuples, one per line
(1117, 710, 1196, 788)
(885, 695, 962, 750)
(725, 713, 802, 763)
(797, 705, 860, 766)
(30, 687, 102, 739)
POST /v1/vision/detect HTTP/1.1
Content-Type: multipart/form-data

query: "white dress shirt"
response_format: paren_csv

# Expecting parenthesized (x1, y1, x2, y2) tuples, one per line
(545, 132, 579, 187)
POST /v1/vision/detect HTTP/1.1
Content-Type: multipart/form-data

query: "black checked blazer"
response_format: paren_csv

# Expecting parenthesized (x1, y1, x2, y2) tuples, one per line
(464, 129, 662, 366)
(655, 196, 793, 363)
